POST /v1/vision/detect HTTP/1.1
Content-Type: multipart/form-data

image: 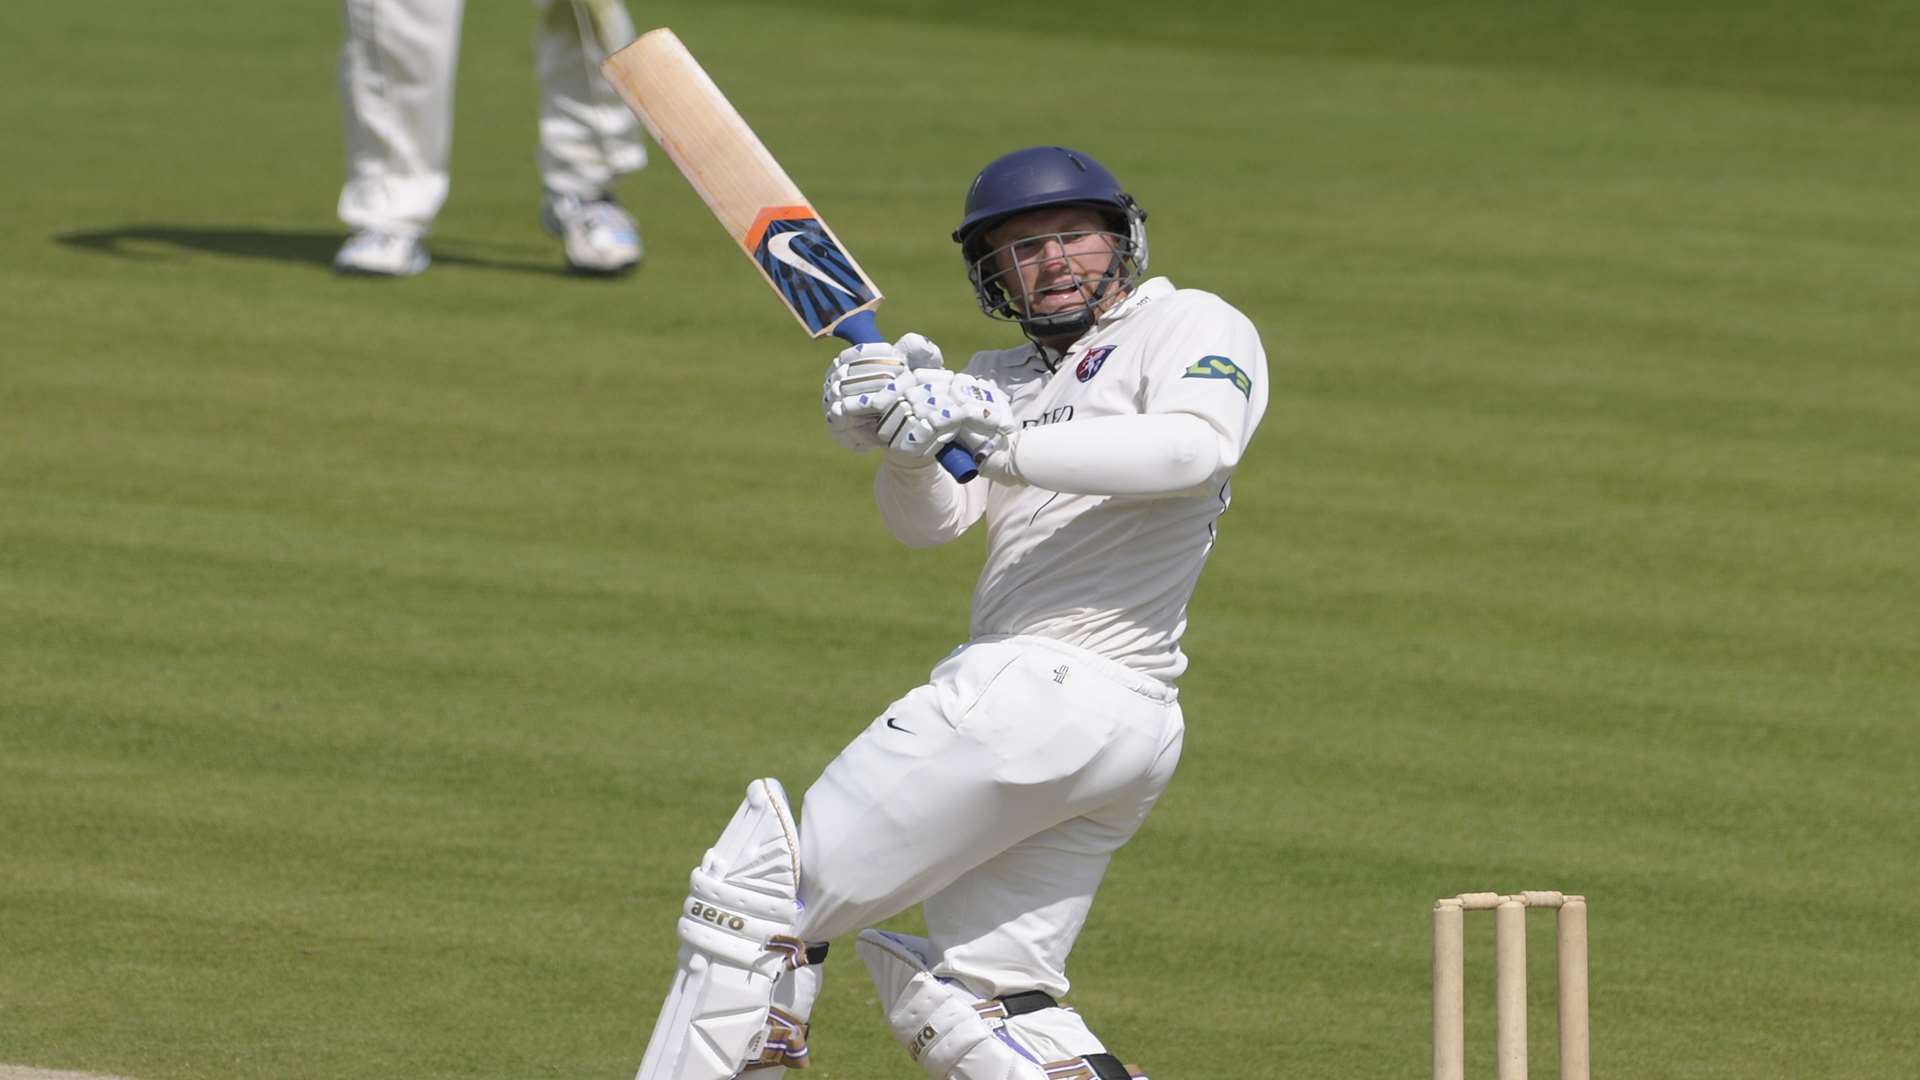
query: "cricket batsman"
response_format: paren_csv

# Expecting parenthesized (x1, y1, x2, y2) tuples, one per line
(634, 146, 1270, 1080)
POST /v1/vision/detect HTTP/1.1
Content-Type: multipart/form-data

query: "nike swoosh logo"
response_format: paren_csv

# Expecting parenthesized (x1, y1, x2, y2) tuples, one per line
(885, 717, 912, 734)
(768, 230, 857, 298)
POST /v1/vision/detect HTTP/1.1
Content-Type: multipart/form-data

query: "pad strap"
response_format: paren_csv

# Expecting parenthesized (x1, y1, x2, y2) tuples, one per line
(996, 991, 1059, 1018)
(986, 993, 1144, 1080)
(856, 931, 1147, 1080)
(1083, 1054, 1138, 1080)
(1032, 1055, 1141, 1080)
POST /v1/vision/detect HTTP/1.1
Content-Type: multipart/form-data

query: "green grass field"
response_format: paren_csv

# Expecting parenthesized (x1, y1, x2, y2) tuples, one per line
(3, 2, 1916, 1077)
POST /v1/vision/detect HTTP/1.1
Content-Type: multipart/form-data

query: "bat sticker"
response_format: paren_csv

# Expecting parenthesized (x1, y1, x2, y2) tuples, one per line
(748, 209, 877, 335)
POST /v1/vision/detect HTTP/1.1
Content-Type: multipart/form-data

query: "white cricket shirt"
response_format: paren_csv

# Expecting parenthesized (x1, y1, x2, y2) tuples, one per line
(876, 277, 1269, 681)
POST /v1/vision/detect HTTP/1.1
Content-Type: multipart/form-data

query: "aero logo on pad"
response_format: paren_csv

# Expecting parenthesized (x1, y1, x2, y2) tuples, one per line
(1183, 355, 1252, 397)
(747, 206, 877, 335)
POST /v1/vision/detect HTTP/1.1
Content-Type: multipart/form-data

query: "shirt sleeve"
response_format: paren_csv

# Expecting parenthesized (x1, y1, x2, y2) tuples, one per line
(874, 456, 988, 548)
(1137, 292, 1269, 477)
(871, 345, 1004, 547)
(1004, 413, 1221, 496)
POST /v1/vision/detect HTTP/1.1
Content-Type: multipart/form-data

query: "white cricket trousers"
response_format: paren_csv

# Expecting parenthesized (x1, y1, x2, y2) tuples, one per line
(337, 0, 647, 234)
(795, 635, 1185, 1000)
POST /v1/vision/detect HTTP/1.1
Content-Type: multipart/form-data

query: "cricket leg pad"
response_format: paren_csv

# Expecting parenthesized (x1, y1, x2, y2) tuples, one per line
(752, 948, 828, 1075)
(856, 930, 1147, 1080)
(636, 778, 827, 1080)
(992, 992, 1146, 1080)
(857, 930, 1046, 1080)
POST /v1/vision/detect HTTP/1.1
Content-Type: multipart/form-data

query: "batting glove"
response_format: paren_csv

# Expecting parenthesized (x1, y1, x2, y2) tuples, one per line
(821, 334, 945, 454)
(879, 370, 1016, 465)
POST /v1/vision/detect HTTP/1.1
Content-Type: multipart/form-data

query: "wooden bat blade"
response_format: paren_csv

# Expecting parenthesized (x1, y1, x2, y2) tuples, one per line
(600, 28, 882, 338)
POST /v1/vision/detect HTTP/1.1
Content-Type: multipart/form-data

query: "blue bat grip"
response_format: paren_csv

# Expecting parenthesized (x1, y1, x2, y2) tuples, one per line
(831, 310, 980, 483)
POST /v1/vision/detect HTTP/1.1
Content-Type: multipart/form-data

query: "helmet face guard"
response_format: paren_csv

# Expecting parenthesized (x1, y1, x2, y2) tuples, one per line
(953, 147, 1149, 341)
(966, 224, 1146, 340)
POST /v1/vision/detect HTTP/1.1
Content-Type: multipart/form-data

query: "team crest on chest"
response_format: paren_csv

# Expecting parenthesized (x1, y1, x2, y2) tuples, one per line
(1075, 345, 1115, 382)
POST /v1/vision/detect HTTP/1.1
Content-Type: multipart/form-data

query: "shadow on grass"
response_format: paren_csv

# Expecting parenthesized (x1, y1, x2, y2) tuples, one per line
(53, 225, 591, 278)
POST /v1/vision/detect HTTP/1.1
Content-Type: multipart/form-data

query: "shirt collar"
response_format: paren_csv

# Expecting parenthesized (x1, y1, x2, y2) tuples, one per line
(1023, 277, 1174, 371)
(1098, 276, 1174, 327)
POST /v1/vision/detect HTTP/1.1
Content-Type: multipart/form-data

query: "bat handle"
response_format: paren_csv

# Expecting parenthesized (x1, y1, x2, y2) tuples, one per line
(831, 310, 980, 483)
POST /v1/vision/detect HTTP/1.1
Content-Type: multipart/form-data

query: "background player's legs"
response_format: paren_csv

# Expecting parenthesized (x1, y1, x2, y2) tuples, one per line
(534, 0, 646, 197)
(337, 0, 464, 242)
(533, 0, 645, 272)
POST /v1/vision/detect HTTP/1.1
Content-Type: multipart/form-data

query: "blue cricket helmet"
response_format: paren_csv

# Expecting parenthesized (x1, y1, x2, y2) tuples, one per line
(953, 146, 1150, 339)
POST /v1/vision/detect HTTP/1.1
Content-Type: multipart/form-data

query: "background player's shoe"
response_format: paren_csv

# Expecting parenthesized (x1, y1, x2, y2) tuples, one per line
(333, 230, 430, 277)
(542, 193, 642, 275)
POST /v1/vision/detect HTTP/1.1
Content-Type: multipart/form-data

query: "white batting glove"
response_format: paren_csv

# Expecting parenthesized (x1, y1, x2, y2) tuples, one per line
(820, 334, 945, 454)
(822, 344, 906, 453)
(879, 370, 1016, 465)
(892, 332, 945, 372)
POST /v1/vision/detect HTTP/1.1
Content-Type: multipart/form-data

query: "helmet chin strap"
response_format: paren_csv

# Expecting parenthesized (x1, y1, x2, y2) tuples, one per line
(1016, 251, 1127, 348)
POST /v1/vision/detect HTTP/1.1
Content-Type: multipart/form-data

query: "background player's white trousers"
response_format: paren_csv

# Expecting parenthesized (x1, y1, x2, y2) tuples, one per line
(796, 635, 1184, 999)
(337, 0, 647, 235)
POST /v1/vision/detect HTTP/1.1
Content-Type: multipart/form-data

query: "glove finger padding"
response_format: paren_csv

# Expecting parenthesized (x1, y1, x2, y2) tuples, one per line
(826, 403, 887, 453)
(893, 332, 946, 371)
(824, 344, 910, 415)
(872, 368, 950, 461)
(823, 343, 913, 454)
(885, 371, 1014, 461)
(831, 358, 909, 400)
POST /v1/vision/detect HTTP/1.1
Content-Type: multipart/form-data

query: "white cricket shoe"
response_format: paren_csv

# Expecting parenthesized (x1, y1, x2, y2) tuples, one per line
(333, 229, 430, 277)
(541, 193, 642, 275)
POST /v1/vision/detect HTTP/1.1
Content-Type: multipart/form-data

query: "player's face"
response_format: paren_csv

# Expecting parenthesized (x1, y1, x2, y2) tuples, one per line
(984, 207, 1123, 320)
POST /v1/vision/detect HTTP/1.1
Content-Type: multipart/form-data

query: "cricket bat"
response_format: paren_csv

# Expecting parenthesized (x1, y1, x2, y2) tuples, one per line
(600, 28, 977, 481)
